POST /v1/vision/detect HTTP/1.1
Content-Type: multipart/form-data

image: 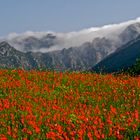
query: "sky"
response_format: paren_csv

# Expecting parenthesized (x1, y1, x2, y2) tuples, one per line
(0, 0, 140, 36)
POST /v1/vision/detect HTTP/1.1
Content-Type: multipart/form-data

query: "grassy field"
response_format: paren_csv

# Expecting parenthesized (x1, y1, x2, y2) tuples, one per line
(0, 69, 140, 139)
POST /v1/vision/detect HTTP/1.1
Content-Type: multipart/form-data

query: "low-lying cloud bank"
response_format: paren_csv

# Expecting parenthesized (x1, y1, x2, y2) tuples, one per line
(1, 17, 140, 53)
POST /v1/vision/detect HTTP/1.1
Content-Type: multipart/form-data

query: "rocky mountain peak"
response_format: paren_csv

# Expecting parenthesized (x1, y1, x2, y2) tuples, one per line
(0, 41, 17, 56)
(0, 41, 11, 48)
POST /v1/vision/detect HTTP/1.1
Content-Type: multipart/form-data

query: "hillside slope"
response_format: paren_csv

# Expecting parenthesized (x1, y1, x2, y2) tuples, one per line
(92, 36, 140, 73)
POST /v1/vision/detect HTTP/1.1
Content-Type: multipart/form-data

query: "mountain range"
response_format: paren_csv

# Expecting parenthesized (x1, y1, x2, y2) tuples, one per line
(1, 18, 140, 71)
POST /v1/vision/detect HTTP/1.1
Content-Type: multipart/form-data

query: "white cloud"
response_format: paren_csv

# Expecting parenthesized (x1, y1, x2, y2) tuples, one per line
(2, 17, 140, 52)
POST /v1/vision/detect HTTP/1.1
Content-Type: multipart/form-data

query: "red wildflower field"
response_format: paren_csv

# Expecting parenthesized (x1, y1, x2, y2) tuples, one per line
(0, 69, 139, 139)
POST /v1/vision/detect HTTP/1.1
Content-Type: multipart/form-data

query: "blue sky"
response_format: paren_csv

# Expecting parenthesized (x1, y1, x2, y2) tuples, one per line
(0, 0, 140, 36)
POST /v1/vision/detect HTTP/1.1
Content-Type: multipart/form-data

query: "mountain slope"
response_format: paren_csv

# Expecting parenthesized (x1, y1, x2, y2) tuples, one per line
(0, 37, 120, 70)
(0, 41, 29, 68)
(92, 36, 140, 73)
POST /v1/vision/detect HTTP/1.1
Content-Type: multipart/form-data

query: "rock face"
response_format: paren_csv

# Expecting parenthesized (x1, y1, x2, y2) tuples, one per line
(1, 21, 140, 71)
(0, 38, 115, 70)
(92, 36, 140, 73)
(0, 41, 29, 68)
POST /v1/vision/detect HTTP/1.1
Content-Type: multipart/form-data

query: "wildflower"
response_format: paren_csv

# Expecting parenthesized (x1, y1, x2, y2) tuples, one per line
(22, 138, 28, 140)
(27, 130, 32, 135)
(110, 105, 117, 114)
(35, 127, 40, 133)
(134, 109, 139, 121)
(132, 124, 137, 130)
(46, 131, 56, 138)
(108, 127, 112, 136)
(101, 133, 105, 138)
(87, 132, 93, 140)
(22, 128, 27, 132)
(127, 118, 132, 125)
(0, 134, 8, 140)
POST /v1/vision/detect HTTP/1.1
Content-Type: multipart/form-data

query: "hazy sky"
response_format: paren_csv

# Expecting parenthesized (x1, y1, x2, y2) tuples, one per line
(0, 0, 140, 36)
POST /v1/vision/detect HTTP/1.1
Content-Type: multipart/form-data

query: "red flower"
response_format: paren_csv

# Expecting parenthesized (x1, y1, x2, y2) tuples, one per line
(94, 130, 100, 139)
(0, 134, 8, 140)
(110, 105, 117, 114)
(22, 128, 27, 132)
(55, 124, 62, 133)
(35, 127, 40, 133)
(108, 127, 112, 136)
(27, 130, 32, 135)
(46, 131, 56, 138)
(7, 131, 11, 135)
(107, 119, 112, 125)
(87, 132, 93, 140)
(134, 110, 139, 121)
(134, 136, 140, 140)
(22, 138, 27, 140)
(127, 118, 132, 125)
(132, 124, 137, 130)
